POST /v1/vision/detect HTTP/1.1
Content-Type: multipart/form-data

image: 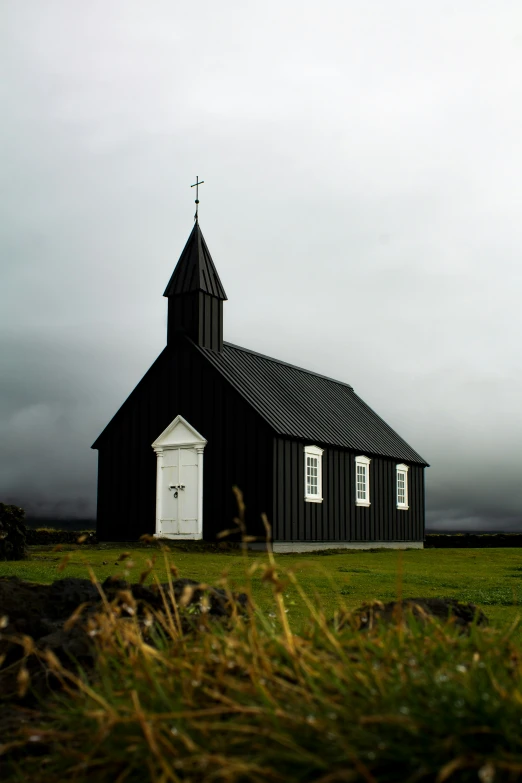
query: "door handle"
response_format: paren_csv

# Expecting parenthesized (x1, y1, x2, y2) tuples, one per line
(168, 484, 185, 499)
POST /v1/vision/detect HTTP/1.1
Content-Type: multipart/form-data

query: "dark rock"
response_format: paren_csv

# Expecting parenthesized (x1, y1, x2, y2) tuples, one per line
(0, 503, 27, 560)
(129, 578, 248, 618)
(348, 597, 489, 632)
(0, 578, 52, 699)
(0, 577, 52, 644)
(36, 625, 94, 665)
(46, 578, 101, 619)
(0, 574, 249, 674)
(130, 583, 161, 605)
(101, 576, 130, 593)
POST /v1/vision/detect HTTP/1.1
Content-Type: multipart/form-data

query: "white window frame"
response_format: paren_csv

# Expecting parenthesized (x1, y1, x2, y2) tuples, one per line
(304, 445, 324, 503)
(396, 463, 409, 510)
(355, 455, 371, 507)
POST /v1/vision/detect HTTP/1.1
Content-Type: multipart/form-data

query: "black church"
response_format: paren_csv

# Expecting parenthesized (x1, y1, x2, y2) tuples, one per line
(93, 208, 428, 550)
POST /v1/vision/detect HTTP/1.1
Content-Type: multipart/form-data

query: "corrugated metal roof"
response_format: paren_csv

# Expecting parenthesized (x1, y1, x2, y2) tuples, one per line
(195, 341, 429, 465)
(163, 223, 227, 300)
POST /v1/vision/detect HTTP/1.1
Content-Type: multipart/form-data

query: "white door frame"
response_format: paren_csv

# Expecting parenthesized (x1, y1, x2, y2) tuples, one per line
(151, 415, 207, 540)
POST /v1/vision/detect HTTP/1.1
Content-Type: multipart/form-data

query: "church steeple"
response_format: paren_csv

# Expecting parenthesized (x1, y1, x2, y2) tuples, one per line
(164, 223, 227, 352)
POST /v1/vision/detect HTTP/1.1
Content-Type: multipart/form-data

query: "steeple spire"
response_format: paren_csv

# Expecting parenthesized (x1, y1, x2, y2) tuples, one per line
(164, 223, 227, 299)
(164, 223, 227, 352)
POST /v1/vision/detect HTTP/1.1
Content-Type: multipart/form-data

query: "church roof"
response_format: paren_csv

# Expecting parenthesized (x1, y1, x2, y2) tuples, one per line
(163, 223, 227, 300)
(194, 341, 429, 465)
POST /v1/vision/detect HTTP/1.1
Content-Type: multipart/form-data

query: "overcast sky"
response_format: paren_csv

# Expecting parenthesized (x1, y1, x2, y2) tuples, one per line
(2, 1, 522, 529)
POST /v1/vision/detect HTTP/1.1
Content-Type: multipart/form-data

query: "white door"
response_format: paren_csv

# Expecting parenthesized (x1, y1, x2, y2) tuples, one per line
(152, 414, 207, 540)
(160, 447, 199, 536)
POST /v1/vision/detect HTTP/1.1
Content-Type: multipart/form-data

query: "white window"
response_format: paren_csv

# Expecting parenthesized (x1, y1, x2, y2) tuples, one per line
(304, 445, 324, 502)
(396, 464, 409, 509)
(355, 455, 371, 506)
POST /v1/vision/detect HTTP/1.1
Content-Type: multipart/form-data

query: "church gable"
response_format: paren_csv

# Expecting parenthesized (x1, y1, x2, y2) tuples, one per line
(152, 414, 207, 450)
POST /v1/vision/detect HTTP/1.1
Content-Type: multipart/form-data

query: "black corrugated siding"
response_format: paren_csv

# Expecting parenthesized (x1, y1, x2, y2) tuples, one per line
(272, 437, 425, 542)
(94, 335, 426, 543)
(168, 293, 223, 352)
(95, 336, 273, 541)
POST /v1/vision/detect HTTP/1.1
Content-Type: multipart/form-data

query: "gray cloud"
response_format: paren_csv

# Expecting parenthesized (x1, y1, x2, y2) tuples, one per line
(2, 1, 522, 528)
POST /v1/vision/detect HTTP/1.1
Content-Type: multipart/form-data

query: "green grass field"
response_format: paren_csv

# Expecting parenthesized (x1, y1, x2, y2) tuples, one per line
(5, 544, 522, 781)
(2, 544, 522, 631)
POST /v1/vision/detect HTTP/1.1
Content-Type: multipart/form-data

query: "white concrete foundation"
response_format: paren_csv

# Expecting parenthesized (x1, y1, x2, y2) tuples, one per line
(249, 541, 424, 553)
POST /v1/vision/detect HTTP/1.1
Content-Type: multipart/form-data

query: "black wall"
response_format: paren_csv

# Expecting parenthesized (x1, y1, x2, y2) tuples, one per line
(272, 437, 425, 542)
(95, 339, 425, 544)
(95, 336, 273, 541)
(167, 292, 223, 352)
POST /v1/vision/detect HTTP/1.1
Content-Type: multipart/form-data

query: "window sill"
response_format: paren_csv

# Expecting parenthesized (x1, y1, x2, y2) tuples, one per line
(397, 505, 409, 511)
(305, 497, 323, 503)
(355, 501, 371, 507)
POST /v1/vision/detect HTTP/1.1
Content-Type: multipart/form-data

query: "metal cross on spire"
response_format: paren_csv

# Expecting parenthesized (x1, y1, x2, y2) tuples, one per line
(191, 176, 205, 222)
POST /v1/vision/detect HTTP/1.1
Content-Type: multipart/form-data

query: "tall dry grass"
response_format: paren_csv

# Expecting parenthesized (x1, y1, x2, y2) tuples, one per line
(3, 496, 522, 782)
